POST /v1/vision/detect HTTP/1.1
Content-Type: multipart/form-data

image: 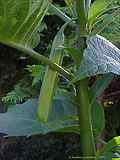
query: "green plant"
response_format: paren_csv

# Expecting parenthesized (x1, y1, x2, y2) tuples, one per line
(0, 0, 120, 159)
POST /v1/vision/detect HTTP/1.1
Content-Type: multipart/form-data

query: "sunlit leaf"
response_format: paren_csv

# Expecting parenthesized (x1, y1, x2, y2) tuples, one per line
(0, 0, 50, 47)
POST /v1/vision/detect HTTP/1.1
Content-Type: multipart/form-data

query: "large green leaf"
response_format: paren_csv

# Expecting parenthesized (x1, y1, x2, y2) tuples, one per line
(0, 87, 106, 137)
(76, 35, 120, 81)
(0, 88, 106, 137)
(0, 92, 79, 137)
(0, 1, 71, 82)
(0, 0, 50, 47)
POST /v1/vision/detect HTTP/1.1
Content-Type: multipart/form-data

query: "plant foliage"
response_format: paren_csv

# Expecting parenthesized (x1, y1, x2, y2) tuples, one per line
(0, 0, 120, 159)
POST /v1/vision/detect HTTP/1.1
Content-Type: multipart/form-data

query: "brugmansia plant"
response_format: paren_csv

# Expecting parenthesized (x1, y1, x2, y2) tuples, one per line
(1, 0, 120, 159)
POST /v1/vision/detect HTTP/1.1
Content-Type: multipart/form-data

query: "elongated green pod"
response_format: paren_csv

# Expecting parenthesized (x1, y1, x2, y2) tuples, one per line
(38, 23, 68, 122)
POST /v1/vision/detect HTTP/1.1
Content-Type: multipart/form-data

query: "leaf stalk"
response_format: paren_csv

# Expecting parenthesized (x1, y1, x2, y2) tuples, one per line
(1, 41, 74, 81)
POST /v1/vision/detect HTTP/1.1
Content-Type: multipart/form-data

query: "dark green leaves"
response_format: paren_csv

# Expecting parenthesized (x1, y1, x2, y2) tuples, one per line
(64, 47, 83, 65)
(76, 35, 120, 80)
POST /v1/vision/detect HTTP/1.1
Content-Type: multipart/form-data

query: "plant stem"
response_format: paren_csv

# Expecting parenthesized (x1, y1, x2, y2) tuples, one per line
(1, 41, 74, 81)
(76, 0, 87, 35)
(76, 80, 96, 158)
(76, 0, 96, 158)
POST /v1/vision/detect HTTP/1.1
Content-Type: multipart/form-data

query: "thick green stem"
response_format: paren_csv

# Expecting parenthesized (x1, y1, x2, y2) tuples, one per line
(76, 0, 87, 34)
(1, 41, 74, 80)
(76, 80, 96, 158)
(76, 0, 96, 158)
